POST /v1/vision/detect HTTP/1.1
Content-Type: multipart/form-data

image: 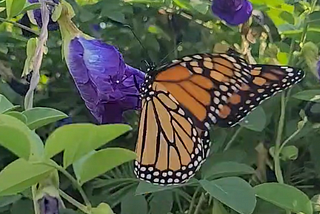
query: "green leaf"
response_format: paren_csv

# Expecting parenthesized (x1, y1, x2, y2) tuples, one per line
(254, 183, 313, 214)
(150, 191, 173, 214)
(202, 161, 255, 179)
(22, 107, 68, 130)
(22, 38, 37, 77)
(0, 158, 53, 196)
(20, 3, 40, 14)
(51, 3, 62, 22)
(10, 198, 33, 214)
(240, 106, 266, 132)
(4, 112, 27, 124)
(79, 8, 96, 22)
(0, 195, 22, 208)
(190, 0, 209, 14)
(311, 194, 320, 212)
(0, 94, 17, 113)
(135, 178, 197, 195)
(121, 193, 148, 214)
(5, 0, 25, 18)
(135, 181, 178, 195)
(44, 123, 132, 168)
(308, 11, 320, 26)
(173, 0, 191, 10)
(92, 203, 114, 214)
(0, 125, 30, 159)
(213, 199, 229, 214)
(292, 90, 320, 102)
(279, 11, 294, 24)
(72, 151, 95, 184)
(73, 148, 136, 185)
(200, 177, 256, 214)
(0, 114, 44, 159)
(280, 145, 298, 161)
(106, 11, 125, 23)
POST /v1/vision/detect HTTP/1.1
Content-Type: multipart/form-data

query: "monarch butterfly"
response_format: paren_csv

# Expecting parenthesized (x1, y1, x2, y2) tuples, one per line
(134, 52, 305, 185)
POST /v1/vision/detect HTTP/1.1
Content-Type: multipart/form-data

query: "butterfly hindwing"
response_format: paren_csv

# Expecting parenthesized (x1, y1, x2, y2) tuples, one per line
(134, 80, 210, 185)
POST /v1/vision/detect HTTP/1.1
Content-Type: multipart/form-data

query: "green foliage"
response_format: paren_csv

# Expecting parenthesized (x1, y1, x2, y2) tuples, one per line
(202, 161, 255, 179)
(73, 148, 136, 185)
(22, 107, 68, 130)
(44, 123, 132, 167)
(255, 183, 313, 214)
(200, 177, 256, 214)
(239, 107, 267, 132)
(5, 0, 25, 18)
(92, 203, 115, 214)
(0, 95, 19, 113)
(0, 158, 53, 196)
(0, 94, 136, 213)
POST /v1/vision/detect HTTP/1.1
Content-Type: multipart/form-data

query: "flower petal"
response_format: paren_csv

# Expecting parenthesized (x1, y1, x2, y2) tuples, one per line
(211, 0, 252, 26)
(67, 36, 145, 124)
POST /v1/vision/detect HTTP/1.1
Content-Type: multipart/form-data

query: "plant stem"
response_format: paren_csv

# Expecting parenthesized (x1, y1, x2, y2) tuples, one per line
(274, 92, 286, 184)
(193, 193, 205, 214)
(37, 161, 92, 211)
(188, 187, 200, 214)
(224, 127, 243, 151)
(55, 165, 92, 211)
(287, 39, 295, 65)
(279, 118, 307, 152)
(0, 17, 40, 36)
(31, 185, 40, 214)
(24, 0, 49, 109)
(59, 189, 89, 214)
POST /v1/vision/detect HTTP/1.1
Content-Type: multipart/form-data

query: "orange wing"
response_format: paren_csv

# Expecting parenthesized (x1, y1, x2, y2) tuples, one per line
(151, 53, 305, 128)
(134, 81, 210, 185)
(134, 52, 304, 186)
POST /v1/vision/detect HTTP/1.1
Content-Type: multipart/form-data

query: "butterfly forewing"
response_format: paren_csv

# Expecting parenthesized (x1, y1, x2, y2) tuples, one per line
(156, 53, 305, 128)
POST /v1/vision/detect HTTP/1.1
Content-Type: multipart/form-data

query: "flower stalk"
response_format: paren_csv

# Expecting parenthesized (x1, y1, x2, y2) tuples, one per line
(24, 0, 49, 110)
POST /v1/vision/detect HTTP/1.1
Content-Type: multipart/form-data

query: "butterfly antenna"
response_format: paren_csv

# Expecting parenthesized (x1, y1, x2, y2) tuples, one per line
(158, 42, 182, 66)
(123, 25, 155, 71)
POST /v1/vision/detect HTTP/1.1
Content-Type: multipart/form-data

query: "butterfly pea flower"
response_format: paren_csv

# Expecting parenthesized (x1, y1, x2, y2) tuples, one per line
(211, 0, 253, 26)
(27, 0, 60, 31)
(38, 195, 60, 214)
(56, 1, 145, 124)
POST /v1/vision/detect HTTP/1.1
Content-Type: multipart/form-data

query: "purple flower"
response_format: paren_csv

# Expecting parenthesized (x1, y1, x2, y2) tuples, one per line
(38, 195, 60, 214)
(28, 0, 59, 31)
(67, 37, 145, 124)
(211, 0, 253, 26)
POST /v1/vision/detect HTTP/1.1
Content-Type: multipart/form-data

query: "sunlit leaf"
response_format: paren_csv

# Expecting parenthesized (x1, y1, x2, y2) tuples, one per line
(22, 107, 68, 130)
(0, 94, 17, 113)
(0, 159, 53, 196)
(44, 123, 132, 168)
(5, 0, 25, 18)
(73, 148, 136, 185)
